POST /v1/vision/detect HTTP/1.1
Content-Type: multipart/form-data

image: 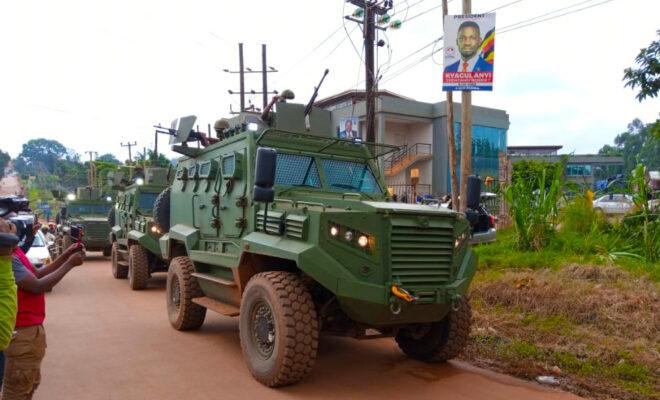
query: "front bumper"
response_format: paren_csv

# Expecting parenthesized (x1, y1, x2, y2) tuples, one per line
(336, 249, 478, 327)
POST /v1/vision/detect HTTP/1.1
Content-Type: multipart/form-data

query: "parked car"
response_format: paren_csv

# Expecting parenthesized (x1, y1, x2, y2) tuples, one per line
(427, 191, 497, 244)
(592, 194, 634, 215)
(26, 230, 51, 269)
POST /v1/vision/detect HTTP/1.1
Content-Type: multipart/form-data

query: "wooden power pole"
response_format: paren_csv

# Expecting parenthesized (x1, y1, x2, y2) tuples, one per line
(225, 43, 278, 113)
(459, 0, 473, 212)
(121, 141, 137, 164)
(443, 0, 460, 211)
(345, 0, 393, 143)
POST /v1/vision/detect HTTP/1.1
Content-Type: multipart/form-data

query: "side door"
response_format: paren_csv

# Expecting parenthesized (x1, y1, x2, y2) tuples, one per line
(193, 159, 221, 238)
(217, 148, 247, 238)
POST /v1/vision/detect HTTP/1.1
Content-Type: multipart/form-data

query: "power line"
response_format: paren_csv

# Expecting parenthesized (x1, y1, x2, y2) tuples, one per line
(379, 0, 617, 84)
(499, 0, 614, 33)
(401, 3, 443, 24)
(280, 25, 344, 77)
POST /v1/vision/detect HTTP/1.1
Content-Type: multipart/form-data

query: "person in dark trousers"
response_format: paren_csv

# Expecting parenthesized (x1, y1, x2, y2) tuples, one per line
(2, 236, 84, 400)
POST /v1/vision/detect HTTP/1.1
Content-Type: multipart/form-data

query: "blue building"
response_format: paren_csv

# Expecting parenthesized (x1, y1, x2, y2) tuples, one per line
(316, 90, 509, 200)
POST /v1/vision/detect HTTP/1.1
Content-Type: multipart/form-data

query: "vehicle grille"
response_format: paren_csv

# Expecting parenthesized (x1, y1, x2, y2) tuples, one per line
(285, 215, 307, 239)
(81, 222, 110, 238)
(256, 211, 283, 235)
(390, 224, 454, 288)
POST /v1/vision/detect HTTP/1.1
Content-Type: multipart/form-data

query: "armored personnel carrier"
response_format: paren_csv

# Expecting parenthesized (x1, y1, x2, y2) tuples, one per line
(157, 93, 478, 387)
(107, 168, 172, 289)
(55, 187, 113, 256)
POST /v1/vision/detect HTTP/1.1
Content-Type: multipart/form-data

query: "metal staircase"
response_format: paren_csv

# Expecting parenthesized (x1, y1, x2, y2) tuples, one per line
(384, 143, 432, 177)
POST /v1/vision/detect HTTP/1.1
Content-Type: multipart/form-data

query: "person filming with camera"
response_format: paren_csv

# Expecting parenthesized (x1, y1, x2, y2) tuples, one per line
(0, 198, 86, 400)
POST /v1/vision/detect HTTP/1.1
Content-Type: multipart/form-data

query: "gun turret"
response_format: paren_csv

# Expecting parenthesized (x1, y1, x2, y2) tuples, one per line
(304, 69, 329, 116)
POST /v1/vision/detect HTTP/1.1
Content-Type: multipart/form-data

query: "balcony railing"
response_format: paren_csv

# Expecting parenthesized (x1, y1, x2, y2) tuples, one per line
(384, 143, 432, 177)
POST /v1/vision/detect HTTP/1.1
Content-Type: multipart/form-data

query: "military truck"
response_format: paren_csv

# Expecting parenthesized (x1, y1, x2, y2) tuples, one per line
(107, 168, 172, 290)
(157, 96, 477, 387)
(55, 187, 113, 256)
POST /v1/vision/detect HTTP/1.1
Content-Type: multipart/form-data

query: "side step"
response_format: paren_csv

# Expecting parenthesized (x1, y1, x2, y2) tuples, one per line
(191, 272, 237, 287)
(192, 296, 240, 317)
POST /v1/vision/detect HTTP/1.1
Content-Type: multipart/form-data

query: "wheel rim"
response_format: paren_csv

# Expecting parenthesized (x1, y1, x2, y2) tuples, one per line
(250, 300, 276, 359)
(170, 275, 181, 312)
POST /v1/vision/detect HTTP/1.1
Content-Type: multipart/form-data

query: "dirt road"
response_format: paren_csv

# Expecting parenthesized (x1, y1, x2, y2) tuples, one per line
(36, 257, 582, 400)
(0, 174, 22, 196)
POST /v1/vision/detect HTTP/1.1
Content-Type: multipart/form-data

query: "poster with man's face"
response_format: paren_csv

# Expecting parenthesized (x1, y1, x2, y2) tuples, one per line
(442, 13, 495, 91)
(338, 117, 361, 141)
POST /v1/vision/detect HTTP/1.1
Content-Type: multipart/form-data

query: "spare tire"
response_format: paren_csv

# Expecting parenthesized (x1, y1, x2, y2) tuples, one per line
(153, 187, 171, 232)
(107, 205, 116, 229)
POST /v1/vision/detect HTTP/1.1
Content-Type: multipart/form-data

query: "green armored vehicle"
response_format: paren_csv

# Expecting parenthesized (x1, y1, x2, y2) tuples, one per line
(158, 96, 477, 387)
(108, 168, 171, 289)
(55, 187, 113, 256)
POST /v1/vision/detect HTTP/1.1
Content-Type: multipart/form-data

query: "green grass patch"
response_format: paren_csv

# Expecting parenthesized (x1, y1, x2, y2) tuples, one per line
(470, 335, 656, 398)
(475, 227, 659, 281)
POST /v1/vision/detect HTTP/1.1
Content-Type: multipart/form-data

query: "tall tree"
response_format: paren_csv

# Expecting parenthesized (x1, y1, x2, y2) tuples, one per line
(599, 118, 660, 172)
(96, 153, 121, 165)
(0, 150, 10, 178)
(623, 31, 660, 101)
(16, 138, 68, 174)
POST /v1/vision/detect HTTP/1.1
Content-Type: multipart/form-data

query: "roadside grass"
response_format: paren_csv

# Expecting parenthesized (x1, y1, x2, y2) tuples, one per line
(465, 257, 659, 400)
(475, 227, 659, 281)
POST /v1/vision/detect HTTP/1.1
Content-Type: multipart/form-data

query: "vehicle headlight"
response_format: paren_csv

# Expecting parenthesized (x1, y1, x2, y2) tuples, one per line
(328, 222, 373, 252)
(344, 230, 354, 241)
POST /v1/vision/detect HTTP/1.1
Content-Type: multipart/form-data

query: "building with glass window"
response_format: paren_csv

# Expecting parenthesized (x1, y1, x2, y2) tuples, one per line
(507, 146, 624, 188)
(315, 90, 510, 200)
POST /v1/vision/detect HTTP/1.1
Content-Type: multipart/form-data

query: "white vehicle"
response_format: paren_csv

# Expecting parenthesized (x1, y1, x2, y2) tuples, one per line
(26, 230, 51, 269)
(592, 194, 634, 215)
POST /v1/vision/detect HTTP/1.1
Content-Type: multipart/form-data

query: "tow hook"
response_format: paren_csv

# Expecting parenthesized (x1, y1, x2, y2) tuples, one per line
(450, 294, 462, 312)
(391, 284, 418, 303)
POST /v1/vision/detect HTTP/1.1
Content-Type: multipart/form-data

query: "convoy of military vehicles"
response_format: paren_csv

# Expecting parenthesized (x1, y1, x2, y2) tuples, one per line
(58, 89, 481, 388)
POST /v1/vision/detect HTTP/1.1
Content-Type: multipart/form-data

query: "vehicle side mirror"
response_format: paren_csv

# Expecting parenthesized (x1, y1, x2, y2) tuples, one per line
(466, 175, 481, 210)
(253, 147, 277, 203)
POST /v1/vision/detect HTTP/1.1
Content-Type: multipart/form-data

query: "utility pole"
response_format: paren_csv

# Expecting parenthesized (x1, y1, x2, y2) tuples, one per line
(459, 0, 473, 212)
(443, 0, 459, 210)
(225, 43, 278, 113)
(345, 0, 393, 143)
(239, 43, 245, 111)
(121, 141, 137, 164)
(153, 130, 158, 166)
(84, 151, 98, 188)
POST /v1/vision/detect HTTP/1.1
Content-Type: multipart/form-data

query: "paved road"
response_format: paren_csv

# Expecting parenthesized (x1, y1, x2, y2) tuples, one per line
(36, 257, 582, 400)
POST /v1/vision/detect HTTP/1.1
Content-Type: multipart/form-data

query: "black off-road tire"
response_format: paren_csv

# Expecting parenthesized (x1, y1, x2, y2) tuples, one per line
(107, 206, 116, 229)
(395, 297, 472, 362)
(128, 245, 150, 290)
(166, 256, 206, 331)
(153, 187, 171, 232)
(239, 272, 319, 387)
(111, 242, 128, 279)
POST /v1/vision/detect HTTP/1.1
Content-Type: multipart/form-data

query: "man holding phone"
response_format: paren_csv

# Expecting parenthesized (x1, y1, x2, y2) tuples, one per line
(2, 214, 85, 400)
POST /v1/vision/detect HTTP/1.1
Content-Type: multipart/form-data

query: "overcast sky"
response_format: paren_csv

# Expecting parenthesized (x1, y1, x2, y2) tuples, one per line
(1, 0, 658, 160)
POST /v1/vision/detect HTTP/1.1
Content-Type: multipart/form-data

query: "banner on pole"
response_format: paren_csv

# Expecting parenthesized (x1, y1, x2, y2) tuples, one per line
(442, 13, 495, 91)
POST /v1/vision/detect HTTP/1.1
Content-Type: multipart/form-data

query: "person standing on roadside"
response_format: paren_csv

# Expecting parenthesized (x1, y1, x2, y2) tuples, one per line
(0, 220, 18, 349)
(2, 235, 84, 400)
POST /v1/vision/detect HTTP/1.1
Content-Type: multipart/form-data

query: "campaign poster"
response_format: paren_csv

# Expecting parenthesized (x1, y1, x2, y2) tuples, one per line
(442, 13, 495, 91)
(338, 117, 361, 141)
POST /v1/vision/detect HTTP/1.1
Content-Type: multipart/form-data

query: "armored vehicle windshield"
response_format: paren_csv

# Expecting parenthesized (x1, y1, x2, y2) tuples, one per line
(275, 153, 382, 194)
(68, 202, 113, 216)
